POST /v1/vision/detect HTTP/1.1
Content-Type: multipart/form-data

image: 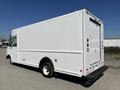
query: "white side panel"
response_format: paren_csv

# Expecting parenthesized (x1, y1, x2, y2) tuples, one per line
(13, 11, 84, 77)
(18, 11, 83, 52)
(19, 51, 83, 77)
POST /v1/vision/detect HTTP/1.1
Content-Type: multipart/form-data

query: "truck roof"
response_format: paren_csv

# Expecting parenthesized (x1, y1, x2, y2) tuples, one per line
(12, 9, 102, 32)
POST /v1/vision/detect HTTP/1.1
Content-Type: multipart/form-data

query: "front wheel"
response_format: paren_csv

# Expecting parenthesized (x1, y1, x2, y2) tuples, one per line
(6, 55, 13, 65)
(41, 62, 54, 78)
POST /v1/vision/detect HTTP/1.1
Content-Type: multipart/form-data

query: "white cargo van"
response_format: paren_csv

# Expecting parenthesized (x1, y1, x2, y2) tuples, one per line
(6, 9, 107, 82)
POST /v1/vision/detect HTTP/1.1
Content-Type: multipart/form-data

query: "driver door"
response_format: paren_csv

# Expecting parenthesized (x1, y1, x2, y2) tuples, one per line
(11, 36, 19, 63)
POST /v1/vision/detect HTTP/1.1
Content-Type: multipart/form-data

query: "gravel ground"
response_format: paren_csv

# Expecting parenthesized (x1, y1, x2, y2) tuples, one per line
(105, 54, 120, 69)
(0, 48, 120, 90)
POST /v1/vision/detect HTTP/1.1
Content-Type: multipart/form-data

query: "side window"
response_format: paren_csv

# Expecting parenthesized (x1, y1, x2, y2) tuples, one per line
(11, 36, 17, 47)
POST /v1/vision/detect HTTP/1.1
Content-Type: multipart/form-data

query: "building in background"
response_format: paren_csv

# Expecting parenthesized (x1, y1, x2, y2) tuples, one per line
(104, 38, 120, 47)
(2, 40, 9, 47)
(0, 37, 9, 47)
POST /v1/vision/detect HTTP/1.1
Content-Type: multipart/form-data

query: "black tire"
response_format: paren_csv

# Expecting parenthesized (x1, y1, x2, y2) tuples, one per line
(6, 55, 13, 65)
(41, 62, 54, 78)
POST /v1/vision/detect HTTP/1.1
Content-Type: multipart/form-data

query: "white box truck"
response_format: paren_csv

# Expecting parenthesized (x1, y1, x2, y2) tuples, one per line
(6, 9, 107, 83)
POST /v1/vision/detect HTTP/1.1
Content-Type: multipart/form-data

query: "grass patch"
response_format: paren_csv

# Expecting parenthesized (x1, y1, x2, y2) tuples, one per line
(105, 47, 120, 60)
(0, 45, 2, 48)
(111, 54, 120, 60)
(104, 47, 120, 53)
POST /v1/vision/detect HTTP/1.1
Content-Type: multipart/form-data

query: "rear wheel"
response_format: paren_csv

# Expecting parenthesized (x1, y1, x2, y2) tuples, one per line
(41, 62, 54, 78)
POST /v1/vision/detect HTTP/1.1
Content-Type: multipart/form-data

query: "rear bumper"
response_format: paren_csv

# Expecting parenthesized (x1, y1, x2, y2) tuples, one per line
(83, 65, 108, 80)
(81, 66, 108, 87)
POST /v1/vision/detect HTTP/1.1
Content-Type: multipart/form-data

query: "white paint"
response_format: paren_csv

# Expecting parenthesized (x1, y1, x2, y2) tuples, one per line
(7, 9, 104, 77)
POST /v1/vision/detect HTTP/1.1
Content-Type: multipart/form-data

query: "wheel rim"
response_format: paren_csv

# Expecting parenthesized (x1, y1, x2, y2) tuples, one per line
(43, 65, 50, 75)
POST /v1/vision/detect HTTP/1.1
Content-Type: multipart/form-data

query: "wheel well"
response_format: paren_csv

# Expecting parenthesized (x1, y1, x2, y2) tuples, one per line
(39, 57, 54, 70)
(6, 55, 11, 59)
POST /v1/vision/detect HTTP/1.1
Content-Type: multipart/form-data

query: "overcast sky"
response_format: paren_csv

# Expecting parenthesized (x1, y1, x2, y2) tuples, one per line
(0, 0, 120, 38)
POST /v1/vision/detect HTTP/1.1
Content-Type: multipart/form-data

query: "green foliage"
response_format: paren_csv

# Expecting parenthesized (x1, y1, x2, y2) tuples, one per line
(104, 47, 120, 53)
(0, 45, 2, 48)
